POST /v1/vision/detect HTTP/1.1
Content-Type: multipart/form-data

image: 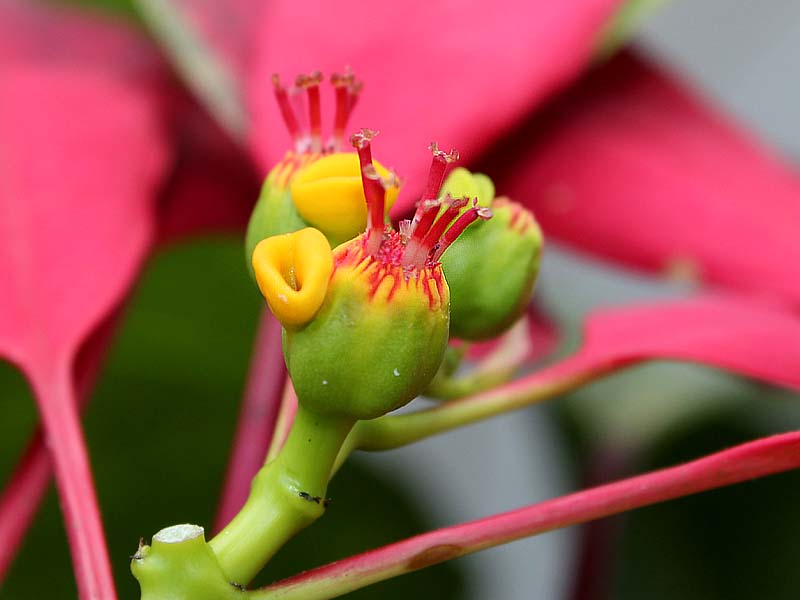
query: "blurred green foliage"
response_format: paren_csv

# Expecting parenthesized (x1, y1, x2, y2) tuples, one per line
(0, 238, 463, 599)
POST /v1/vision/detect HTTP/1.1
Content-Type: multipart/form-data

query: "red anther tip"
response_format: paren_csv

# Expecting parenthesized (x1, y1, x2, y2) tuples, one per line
(446, 196, 469, 210)
(476, 206, 493, 220)
(428, 142, 460, 163)
(331, 71, 354, 87)
(296, 71, 324, 87)
(399, 219, 413, 241)
(350, 128, 379, 149)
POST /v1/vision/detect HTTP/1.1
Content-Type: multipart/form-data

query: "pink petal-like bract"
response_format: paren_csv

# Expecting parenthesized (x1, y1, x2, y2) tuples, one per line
(0, 62, 168, 598)
(575, 295, 800, 387)
(0, 0, 162, 85)
(492, 51, 800, 304)
(247, 0, 623, 212)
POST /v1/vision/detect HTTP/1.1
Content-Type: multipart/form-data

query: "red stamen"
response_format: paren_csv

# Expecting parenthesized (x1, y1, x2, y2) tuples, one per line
(432, 202, 493, 261)
(422, 142, 459, 201)
(272, 74, 301, 145)
(420, 196, 469, 253)
(399, 219, 413, 241)
(331, 74, 351, 151)
(402, 199, 441, 268)
(351, 129, 385, 255)
(297, 72, 324, 153)
(409, 200, 440, 242)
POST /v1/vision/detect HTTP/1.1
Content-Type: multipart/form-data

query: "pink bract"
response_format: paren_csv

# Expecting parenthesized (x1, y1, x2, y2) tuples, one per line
(492, 51, 800, 303)
(246, 0, 622, 208)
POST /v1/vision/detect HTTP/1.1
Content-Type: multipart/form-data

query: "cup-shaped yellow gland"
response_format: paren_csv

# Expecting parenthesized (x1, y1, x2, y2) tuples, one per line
(283, 234, 450, 420)
(245, 152, 400, 281)
(290, 152, 400, 247)
(245, 152, 314, 280)
(251, 228, 333, 327)
(439, 168, 543, 341)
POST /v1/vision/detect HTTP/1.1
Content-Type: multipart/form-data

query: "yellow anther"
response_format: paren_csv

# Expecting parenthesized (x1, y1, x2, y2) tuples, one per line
(290, 152, 400, 245)
(252, 228, 334, 327)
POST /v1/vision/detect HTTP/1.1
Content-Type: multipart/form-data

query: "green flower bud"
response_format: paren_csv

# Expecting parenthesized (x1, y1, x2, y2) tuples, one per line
(245, 73, 398, 280)
(440, 168, 543, 340)
(284, 233, 450, 419)
(254, 132, 490, 420)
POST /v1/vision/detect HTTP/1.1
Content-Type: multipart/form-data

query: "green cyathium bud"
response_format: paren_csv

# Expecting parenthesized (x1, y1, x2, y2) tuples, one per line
(440, 167, 543, 340)
(261, 133, 491, 420)
(246, 73, 399, 281)
(284, 233, 450, 420)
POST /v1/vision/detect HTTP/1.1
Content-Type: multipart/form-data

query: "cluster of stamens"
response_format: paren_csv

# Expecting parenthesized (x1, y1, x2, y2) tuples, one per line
(272, 70, 363, 154)
(350, 131, 492, 272)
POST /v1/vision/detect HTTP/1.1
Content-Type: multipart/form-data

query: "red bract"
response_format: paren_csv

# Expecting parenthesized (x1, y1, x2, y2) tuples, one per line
(490, 51, 800, 303)
(0, 64, 168, 598)
(246, 0, 622, 201)
(2, 0, 800, 596)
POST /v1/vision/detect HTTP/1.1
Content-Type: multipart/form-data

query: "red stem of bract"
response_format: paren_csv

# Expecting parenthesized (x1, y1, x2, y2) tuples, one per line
(31, 363, 116, 600)
(260, 431, 800, 599)
(0, 315, 117, 582)
(568, 447, 632, 600)
(215, 310, 286, 531)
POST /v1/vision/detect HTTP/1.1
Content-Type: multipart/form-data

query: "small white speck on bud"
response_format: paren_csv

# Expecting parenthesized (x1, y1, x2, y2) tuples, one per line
(393, 368, 400, 377)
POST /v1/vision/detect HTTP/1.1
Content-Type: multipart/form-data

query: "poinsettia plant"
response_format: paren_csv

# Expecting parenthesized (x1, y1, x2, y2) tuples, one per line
(1, 0, 799, 598)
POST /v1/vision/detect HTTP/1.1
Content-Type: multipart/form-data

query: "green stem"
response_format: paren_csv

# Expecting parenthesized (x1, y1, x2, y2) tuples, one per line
(209, 404, 354, 585)
(425, 366, 515, 400)
(333, 354, 603, 474)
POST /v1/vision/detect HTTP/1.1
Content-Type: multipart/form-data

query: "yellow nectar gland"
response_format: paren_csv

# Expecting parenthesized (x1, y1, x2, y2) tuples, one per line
(252, 228, 333, 327)
(290, 152, 399, 243)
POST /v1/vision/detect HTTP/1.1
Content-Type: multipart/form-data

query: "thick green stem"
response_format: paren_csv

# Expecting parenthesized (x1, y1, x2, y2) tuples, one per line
(209, 404, 354, 585)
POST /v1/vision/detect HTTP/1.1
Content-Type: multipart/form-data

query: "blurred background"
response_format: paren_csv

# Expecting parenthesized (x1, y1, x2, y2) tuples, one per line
(1, 0, 800, 598)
